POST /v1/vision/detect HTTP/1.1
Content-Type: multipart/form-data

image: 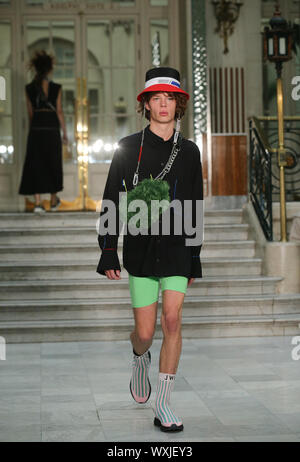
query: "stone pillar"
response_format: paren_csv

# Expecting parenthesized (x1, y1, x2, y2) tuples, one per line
(265, 242, 300, 293)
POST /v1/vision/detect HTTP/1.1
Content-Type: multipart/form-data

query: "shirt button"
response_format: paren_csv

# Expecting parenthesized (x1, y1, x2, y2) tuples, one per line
(156, 258, 160, 262)
(161, 162, 164, 166)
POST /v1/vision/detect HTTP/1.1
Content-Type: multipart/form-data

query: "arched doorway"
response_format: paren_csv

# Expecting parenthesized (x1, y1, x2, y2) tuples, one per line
(0, 0, 176, 212)
(23, 15, 137, 210)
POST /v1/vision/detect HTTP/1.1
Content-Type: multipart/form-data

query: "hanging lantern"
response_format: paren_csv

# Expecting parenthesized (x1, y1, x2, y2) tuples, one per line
(263, 3, 293, 65)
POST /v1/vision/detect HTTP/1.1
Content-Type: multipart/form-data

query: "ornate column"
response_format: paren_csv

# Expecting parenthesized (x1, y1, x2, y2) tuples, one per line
(191, 0, 208, 144)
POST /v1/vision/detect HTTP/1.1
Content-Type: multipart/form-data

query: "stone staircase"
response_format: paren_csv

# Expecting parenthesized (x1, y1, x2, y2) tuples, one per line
(0, 209, 300, 343)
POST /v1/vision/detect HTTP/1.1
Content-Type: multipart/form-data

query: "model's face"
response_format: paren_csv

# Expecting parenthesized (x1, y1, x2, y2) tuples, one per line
(145, 92, 177, 123)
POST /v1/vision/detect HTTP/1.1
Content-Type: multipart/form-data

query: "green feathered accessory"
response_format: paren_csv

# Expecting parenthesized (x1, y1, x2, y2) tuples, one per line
(119, 176, 170, 230)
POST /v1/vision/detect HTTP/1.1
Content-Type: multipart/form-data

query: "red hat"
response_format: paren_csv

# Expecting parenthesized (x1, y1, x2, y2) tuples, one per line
(137, 67, 190, 102)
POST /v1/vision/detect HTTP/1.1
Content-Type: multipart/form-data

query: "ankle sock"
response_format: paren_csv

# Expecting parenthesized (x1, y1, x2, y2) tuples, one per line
(130, 349, 151, 401)
(154, 372, 182, 426)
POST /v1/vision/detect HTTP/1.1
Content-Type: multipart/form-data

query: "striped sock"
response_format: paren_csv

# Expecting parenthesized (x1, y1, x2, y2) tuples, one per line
(154, 372, 182, 427)
(130, 349, 151, 403)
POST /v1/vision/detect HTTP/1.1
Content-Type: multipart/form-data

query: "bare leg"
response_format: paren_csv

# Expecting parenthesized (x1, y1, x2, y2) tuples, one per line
(130, 301, 158, 355)
(153, 290, 185, 430)
(130, 330, 153, 356)
(50, 193, 57, 206)
(159, 290, 184, 374)
(34, 194, 41, 206)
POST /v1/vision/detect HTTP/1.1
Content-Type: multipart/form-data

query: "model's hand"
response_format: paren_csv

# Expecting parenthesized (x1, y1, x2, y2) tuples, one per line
(188, 277, 195, 287)
(105, 269, 121, 280)
(62, 134, 68, 144)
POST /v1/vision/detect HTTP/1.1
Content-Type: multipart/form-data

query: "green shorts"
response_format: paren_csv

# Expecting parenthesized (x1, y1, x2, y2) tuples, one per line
(128, 274, 188, 308)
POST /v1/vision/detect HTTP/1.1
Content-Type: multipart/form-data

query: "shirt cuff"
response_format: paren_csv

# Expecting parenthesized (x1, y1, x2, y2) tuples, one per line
(96, 249, 121, 276)
(190, 244, 202, 278)
(190, 255, 202, 278)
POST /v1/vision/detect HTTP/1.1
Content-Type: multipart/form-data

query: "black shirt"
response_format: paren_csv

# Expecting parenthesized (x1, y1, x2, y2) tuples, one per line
(96, 124, 204, 279)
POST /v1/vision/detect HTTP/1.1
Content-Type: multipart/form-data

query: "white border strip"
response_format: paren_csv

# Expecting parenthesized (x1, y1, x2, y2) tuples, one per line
(145, 77, 181, 89)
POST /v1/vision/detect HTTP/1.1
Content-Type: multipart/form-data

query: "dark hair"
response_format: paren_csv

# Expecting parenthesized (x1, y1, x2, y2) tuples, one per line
(137, 91, 188, 121)
(29, 50, 55, 86)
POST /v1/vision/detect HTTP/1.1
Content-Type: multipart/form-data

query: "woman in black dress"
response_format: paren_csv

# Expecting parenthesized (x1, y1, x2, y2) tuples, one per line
(19, 50, 68, 212)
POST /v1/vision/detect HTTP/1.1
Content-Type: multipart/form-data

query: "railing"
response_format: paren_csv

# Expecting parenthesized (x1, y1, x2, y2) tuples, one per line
(257, 117, 300, 202)
(249, 117, 273, 241)
(249, 116, 300, 241)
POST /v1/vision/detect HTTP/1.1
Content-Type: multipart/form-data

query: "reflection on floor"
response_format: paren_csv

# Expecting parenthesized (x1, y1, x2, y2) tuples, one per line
(1, 336, 300, 442)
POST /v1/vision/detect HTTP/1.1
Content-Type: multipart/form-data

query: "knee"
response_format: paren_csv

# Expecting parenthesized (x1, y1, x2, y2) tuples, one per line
(161, 311, 181, 334)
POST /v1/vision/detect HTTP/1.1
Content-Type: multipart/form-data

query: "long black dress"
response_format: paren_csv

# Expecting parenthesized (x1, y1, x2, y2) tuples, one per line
(19, 80, 63, 195)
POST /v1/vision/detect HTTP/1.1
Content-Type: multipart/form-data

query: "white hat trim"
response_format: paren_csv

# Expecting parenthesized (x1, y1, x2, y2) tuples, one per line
(144, 77, 181, 89)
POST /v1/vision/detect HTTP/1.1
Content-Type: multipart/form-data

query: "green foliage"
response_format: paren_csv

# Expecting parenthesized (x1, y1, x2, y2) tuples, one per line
(119, 178, 170, 229)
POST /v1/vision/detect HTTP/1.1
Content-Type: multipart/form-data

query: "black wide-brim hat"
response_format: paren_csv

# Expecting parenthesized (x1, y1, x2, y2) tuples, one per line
(137, 67, 190, 101)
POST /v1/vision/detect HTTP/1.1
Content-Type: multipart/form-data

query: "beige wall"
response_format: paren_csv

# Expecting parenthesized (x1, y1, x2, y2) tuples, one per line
(206, 0, 263, 120)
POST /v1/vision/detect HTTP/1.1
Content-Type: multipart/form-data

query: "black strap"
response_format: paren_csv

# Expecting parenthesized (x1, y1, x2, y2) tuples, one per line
(35, 82, 56, 112)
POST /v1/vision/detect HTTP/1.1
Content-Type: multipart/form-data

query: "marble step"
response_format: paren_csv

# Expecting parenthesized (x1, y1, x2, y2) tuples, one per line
(0, 276, 282, 300)
(0, 257, 263, 280)
(0, 313, 299, 343)
(0, 209, 244, 228)
(0, 294, 299, 322)
(0, 240, 256, 261)
(0, 223, 250, 244)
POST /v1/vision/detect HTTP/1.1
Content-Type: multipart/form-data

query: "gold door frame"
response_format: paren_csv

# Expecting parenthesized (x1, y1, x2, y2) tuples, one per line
(62, 76, 100, 211)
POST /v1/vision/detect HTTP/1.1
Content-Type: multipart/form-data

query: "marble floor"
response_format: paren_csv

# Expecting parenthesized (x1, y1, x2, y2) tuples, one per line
(1, 335, 300, 442)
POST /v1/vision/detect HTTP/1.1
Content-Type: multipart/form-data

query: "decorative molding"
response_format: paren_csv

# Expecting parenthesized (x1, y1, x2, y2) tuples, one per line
(209, 66, 246, 134)
(151, 31, 161, 67)
(191, 0, 207, 141)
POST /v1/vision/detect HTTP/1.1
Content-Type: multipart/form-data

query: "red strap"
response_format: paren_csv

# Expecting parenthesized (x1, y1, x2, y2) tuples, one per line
(138, 145, 143, 163)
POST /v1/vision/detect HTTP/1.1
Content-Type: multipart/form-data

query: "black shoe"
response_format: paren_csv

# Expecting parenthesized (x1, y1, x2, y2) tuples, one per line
(154, 416, 184, 432)
(50, 197, 61, 211)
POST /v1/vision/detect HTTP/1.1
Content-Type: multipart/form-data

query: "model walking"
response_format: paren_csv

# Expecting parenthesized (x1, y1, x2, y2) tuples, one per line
(97, 67, 203, 432)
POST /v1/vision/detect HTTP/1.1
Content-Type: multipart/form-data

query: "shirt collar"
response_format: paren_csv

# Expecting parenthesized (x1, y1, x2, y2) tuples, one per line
(145, 124, 175, 146)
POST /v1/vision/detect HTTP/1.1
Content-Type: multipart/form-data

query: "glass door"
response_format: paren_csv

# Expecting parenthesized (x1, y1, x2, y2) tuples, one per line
(84, 17, 137, 162)
(23, 12, 137, 211)
(82, 16, 137, 209)
(24, 16, 81, 210)
(0, 20, 13, 166)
